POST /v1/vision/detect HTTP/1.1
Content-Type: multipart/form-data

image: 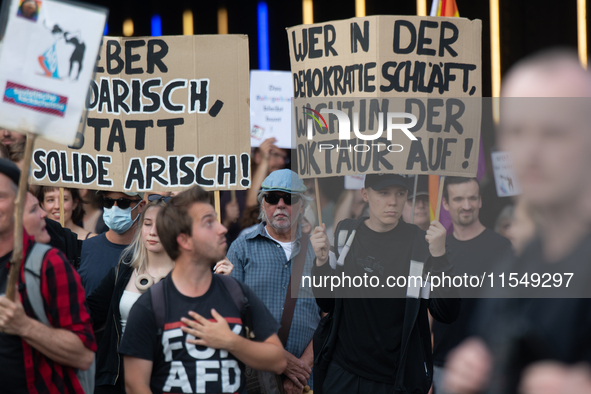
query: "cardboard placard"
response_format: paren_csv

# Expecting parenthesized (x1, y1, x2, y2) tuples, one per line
(30, 35, 251, 192)
(491, 151, 521, 197)
(287, 16, 482, 178)
(0, 0, 107, 145)
(250, 70, 293, 149)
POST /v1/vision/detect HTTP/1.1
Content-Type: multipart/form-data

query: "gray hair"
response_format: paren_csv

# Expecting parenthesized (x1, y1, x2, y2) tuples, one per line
(257, 189, 312, 223)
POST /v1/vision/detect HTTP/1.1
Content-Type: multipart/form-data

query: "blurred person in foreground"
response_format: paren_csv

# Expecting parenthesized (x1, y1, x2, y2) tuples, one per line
(444, 49, 591, 394)
(0, 158, 95, 393)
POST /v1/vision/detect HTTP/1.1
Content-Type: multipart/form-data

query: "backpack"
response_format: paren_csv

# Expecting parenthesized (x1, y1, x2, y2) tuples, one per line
(24, 243, 95, 394)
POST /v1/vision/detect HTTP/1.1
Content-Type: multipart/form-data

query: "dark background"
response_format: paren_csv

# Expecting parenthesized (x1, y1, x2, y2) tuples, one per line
(2, 0, 585, 227)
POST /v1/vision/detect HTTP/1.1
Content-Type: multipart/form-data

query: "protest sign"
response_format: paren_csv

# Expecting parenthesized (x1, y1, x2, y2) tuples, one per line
(0, 0, 107, 145)
(287, 16, 482, 179)
(30, 34, 251, 192)
(250, 70, 293, 149)
(491, 151, 521, 197)
(344, 174, 364, 189)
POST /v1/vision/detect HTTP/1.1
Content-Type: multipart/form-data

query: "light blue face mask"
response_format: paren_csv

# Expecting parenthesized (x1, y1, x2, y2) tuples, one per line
(103, 201, 141, 234)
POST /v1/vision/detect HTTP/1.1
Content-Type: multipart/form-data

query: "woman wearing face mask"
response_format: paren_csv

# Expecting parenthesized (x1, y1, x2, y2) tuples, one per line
(86, 196, 234, 393)
(36, 186, 97, 240)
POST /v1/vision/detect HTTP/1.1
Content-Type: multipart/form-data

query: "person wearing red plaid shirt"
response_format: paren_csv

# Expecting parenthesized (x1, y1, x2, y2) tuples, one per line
(0, 158, 96, 394)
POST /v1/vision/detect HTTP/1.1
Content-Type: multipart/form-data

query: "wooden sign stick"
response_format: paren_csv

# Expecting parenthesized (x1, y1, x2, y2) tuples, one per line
(214, 191, 221, 223)
(7, 133, 37, 301)
(314, 178, 322, 226)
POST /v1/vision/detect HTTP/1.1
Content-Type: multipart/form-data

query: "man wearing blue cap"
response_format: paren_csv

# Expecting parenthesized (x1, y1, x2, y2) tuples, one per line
(310, 173, 460, 394)
(228, 169, 322, 394)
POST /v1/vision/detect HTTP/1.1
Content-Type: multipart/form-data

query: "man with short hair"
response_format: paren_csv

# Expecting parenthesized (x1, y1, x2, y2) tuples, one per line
(78, 191, 145, 294)
(0, 158, 96, 393)
(444, 49, 591, 394)
(119, 185, 285, 394)
(228, 169, 322, 394)
(402, 175, 430, 231)
(310, 173, 460, 394)
(431, 176, 512, 394)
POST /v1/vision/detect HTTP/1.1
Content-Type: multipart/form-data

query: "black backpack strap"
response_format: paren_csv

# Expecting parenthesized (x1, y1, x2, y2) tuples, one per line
(150, 280, 166, 335)
(217, 275, 256, 339)
(217, 274, 246, 311)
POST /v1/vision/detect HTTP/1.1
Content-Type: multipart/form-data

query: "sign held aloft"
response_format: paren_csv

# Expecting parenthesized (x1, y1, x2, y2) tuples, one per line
(287, 16, 482, 179)
(0, 0, 107, 145)
(31, 35, 252, 192)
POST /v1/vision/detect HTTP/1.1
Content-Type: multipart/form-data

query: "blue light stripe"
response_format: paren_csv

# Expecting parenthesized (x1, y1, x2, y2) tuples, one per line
(151, 15, 162, 36)
(257, 2, 269, 70)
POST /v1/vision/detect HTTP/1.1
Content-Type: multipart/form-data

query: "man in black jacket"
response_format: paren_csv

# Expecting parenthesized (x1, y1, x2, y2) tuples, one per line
(310, 173, 460, 394)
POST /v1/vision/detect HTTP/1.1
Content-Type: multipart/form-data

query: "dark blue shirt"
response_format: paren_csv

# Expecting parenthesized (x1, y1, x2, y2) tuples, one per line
(78, 233, 127, 295)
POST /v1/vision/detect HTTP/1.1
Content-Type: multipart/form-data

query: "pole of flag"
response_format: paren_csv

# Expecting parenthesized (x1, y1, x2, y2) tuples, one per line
(435, 176, 446, 222)
(578, 0, 587, 69)
(411, 175, 418, 224)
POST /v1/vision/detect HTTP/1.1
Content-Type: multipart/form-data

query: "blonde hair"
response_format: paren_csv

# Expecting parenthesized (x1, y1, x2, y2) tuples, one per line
(122, 199, 168, 272)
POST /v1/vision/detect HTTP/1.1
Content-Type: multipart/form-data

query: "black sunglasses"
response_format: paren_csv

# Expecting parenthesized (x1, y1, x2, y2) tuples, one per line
(148, 194, 172, 203)
(263, 193, 300, 206)
(102, 197, 141, 209)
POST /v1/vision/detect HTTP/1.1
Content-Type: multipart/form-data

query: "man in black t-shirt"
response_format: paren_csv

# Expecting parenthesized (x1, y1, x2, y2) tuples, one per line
(310, 173, 461, 394)
(119, 185, 286, 394)
(431, 177, 513, 394)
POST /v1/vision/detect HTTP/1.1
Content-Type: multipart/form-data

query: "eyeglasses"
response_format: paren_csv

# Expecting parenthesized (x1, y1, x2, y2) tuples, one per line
(148, 194, 172, 203)
(263, 193, 300, 205)
(102, 197, 141, 209)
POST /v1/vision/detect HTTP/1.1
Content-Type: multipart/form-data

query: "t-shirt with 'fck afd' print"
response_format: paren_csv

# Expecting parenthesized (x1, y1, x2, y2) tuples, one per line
(119, 274, 279, 394)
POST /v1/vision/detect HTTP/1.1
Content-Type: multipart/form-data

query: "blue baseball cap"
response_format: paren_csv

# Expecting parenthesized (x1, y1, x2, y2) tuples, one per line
(261, 169, 306, 194)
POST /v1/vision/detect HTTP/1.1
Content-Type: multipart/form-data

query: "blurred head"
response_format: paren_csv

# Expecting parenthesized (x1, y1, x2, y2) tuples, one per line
(254, 146, 289, 174)
(1, 129, 25, 149)
(123, 199, 169, 272)
(257, 169, 310, 235)
(500, 49, 591, 211)
(157, 186, 227, 264)
(37, 187, 84, 225)
(443, 177, 481, 228)
(23, 192, 50, 244)
(402, 195, 430, 230)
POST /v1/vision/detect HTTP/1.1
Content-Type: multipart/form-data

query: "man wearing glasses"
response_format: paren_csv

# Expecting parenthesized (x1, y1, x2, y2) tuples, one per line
(78, 191, 145, 295)
(228, 169, 322, 394)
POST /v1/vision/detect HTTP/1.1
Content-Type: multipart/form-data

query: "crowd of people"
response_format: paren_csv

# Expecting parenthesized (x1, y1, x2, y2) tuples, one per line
(0, 48, 591, 394)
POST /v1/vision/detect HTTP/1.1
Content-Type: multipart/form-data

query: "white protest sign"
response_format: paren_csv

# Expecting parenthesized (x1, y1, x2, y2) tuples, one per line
(491, 151, 521, 197)
(0, 0, 107, 146)
(344, 174, 365, 189)
(250, 70, 293, 149)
